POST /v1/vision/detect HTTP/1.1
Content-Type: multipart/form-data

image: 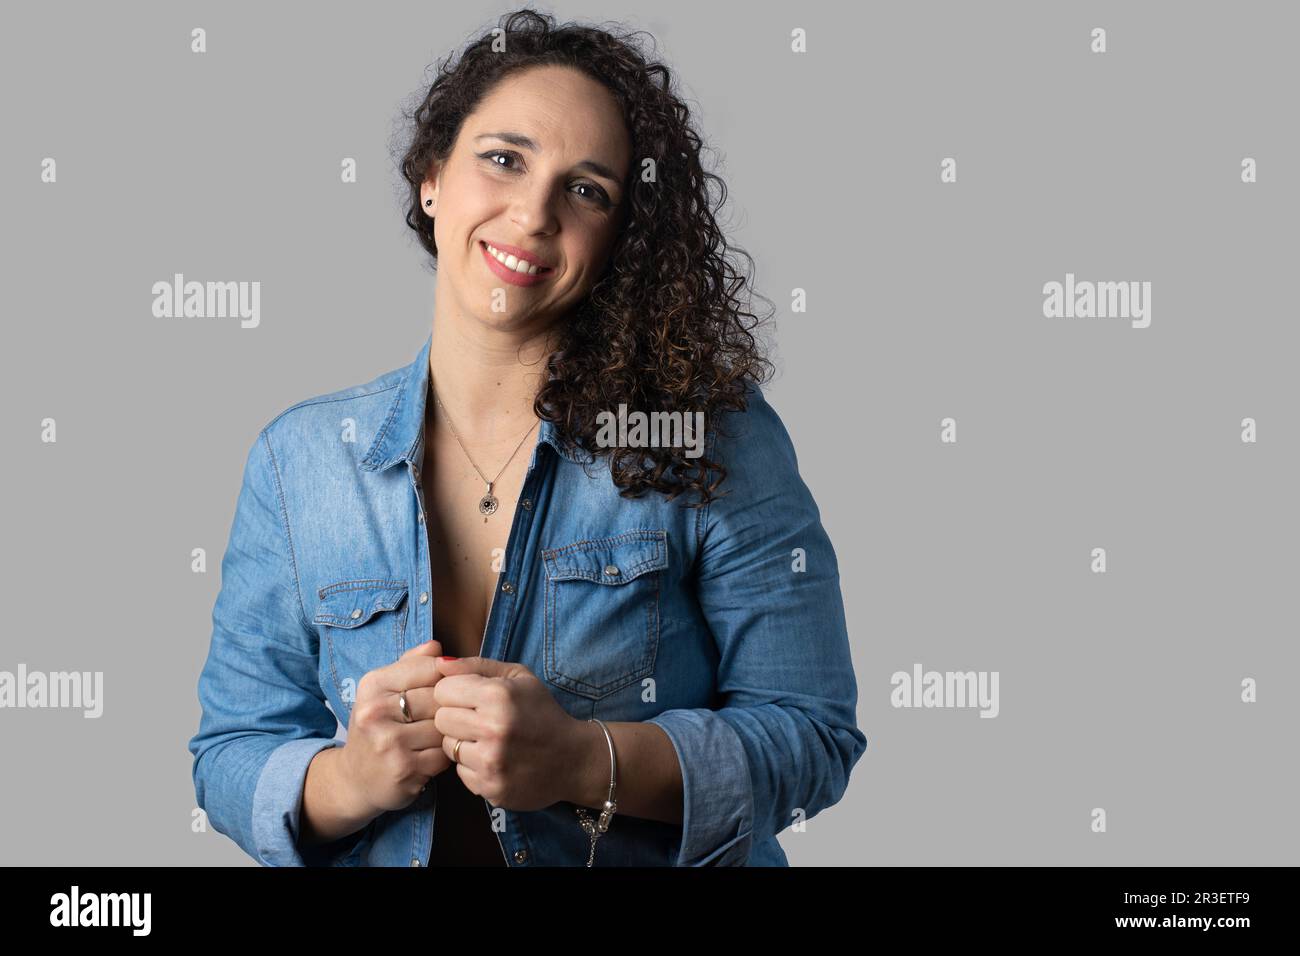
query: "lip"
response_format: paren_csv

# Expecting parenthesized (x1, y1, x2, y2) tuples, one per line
(480, 241, 555, 287)
(482, 238, 553, 267)
(481, 238, 552, 270)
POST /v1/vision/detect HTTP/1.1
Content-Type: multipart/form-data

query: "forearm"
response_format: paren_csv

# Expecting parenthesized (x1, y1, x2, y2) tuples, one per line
(565, 720, 683, 825)
(299, 744, 380, 847)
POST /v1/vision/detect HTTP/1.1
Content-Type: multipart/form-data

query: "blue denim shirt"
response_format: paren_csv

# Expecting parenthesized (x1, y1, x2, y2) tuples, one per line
(188, 332, 866, 866)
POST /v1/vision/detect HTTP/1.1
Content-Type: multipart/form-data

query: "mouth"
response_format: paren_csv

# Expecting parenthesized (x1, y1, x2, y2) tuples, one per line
(480, 240, 554, 274)
(478, 240, 555, 287)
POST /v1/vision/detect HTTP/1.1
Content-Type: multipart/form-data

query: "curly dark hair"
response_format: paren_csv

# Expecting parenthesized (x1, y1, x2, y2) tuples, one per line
(395, 7, 775, 507)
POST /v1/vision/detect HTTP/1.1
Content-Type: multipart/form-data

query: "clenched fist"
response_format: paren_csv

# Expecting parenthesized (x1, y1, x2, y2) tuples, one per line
(338, 639, 453, 815)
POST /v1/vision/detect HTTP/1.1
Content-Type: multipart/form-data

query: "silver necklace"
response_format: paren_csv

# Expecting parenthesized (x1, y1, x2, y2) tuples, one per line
(430, 382, 538, 518)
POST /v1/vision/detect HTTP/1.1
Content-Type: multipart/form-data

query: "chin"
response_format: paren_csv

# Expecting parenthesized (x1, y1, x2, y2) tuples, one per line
(469, 304, 557, 335)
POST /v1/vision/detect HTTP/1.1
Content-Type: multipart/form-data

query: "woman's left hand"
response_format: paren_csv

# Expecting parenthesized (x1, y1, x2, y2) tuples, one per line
(431, 655, 591, 812)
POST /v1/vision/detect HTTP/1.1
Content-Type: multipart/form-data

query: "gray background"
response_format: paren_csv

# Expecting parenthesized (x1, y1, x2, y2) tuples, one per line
(1, 0, 1296, 865)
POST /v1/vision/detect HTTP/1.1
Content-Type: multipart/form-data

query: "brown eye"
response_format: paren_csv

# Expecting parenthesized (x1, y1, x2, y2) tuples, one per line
(482, 150, 519, 169)
(481, 150, 610, 206)
(573, 183, 609, 205)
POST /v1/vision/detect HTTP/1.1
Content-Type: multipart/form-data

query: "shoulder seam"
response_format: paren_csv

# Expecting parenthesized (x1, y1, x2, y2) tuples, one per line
(695, 419, 720, 549)
(695, 382, 767, 548)
(262, 379, 403, 433)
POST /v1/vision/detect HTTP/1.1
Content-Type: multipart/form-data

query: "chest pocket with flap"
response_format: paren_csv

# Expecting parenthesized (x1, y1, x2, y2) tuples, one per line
(314, 579, 409, 705)
(541, 530, 668, 700)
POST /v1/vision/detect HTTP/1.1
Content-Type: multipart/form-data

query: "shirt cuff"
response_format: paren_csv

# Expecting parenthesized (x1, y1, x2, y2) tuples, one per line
(252, 737, 353, 867)
(646, 708, 754, 866)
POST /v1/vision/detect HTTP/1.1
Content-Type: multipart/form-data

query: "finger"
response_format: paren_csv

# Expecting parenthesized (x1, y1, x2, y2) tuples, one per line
(443, 734, 481, 772)
(432, 703, 484, 742)
(400, 638, 442, 661)
(391, 684, 439, 722)
(384, 685, 442, 754)
(453, 759, 487, 796)
(391, 693, 445, 749)
(435, 655, 518, 679)
(411, 746, 448, 779)
(394, 720, 443, 754)
(372, 654, 443, 695)
(432, 672, 501, 708)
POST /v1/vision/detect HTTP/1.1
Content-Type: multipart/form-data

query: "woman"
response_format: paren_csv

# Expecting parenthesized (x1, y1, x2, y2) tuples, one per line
(188, 8, 866, 867)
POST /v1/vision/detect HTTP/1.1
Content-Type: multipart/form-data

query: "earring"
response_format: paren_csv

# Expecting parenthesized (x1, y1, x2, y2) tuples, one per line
(425, 199, 433, 207)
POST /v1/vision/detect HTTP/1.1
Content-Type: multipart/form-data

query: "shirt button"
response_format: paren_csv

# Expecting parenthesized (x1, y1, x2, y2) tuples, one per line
(350, 608, 362, 619)
(501, 581, 515, 594)
(521, 498, 532, 510)
(418, 511, 425, 524)
(419, 591, 428, 604)
(513, 849, 528, 864)
(603, 565, 621, 577)
(410, 858, 421, 867)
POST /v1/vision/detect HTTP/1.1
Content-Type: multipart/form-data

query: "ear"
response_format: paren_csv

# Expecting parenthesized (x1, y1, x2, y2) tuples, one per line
(421, 164, 441, 215)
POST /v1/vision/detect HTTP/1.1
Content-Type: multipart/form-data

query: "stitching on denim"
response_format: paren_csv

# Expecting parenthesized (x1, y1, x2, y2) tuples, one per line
(321, 589, 408, 722)
(544, 568, 662, 698)
(325, 628, 345, 709)
(540, 425, 587, 464)
(262, 380, 403, 433)
(544, 553, 664, 583)
(540, 529, 666, 697)
(410, 654, 433, 868)
(395, 596, 407, 659)
(315, 592, 407, 626)
(411, 784, 421, 866)
(646, 568, 660, 673)
(511, 815, 538, 866)
(541, 530, 668, 583)
(544, 559, 554, 681)
(361, 381, 407, 468)
(317, 579, 408, 599)
(260, 430, 315, 640)
(542, 529, 666, 558)
(695, 423, 718, 551)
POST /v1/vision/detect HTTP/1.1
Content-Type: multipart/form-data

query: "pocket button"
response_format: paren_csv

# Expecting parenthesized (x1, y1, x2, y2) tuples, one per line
(603, 565, 620, 577)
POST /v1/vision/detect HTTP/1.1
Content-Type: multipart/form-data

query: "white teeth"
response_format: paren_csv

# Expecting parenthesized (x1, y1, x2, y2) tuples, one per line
(485, 243, 544, 275)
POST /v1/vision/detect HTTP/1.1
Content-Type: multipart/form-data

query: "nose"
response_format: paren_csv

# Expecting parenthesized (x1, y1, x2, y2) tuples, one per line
(509, 178, 561, 237)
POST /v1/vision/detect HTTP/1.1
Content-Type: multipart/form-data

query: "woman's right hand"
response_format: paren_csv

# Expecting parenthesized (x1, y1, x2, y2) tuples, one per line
(338, 639, 453, 816)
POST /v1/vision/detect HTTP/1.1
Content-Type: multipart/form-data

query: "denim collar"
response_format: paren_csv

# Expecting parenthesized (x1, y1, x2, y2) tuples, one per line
(359, 331, 584, 472)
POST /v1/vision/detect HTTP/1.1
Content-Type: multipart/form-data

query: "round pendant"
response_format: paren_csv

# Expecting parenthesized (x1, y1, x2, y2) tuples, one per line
(478, 494, 499, 516)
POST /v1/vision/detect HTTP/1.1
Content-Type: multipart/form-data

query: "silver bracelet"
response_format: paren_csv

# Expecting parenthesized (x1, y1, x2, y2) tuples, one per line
(575, 717, 618, 866)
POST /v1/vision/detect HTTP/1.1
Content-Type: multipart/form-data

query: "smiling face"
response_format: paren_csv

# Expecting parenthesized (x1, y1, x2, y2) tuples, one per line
(421, 64, 631, 336)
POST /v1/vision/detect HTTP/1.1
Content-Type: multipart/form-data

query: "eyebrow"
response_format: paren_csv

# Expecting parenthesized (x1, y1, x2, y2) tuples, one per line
(474, 131, 623, 186)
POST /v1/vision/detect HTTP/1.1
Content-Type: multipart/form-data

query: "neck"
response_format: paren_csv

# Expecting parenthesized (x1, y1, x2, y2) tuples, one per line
(426, 309, 557, 440)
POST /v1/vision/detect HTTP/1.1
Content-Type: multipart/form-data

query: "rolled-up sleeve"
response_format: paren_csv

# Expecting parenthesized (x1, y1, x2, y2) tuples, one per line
(648, 387, 867, 866)
(188, 427, 373, 867)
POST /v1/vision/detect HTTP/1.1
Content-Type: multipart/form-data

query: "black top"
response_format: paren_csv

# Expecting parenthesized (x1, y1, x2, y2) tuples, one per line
(427, 765, 507, 866)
